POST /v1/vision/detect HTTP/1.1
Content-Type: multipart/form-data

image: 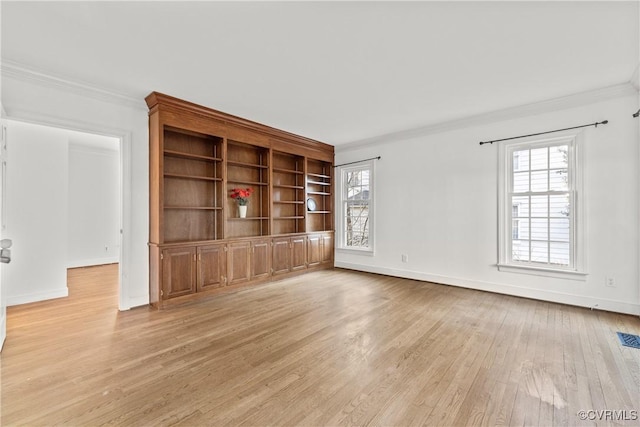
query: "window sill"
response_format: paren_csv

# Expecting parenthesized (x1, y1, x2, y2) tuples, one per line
(498, 263, 588, 281)
(336, 247, 375, 256)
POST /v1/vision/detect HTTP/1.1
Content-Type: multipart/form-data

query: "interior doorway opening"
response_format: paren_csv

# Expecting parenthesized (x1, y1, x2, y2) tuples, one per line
(3, 120, 122, 309)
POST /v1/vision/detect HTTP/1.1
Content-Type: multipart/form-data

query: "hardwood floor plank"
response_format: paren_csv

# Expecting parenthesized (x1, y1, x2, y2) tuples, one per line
(1, 265, 639, 426)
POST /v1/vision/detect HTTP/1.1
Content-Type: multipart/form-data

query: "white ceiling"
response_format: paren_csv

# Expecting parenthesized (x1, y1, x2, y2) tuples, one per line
(2, 1, 638, 146)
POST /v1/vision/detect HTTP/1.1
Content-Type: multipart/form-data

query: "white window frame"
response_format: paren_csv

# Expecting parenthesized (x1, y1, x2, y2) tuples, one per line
(336, 160, 375, 255)
(497, 132, 587, 280)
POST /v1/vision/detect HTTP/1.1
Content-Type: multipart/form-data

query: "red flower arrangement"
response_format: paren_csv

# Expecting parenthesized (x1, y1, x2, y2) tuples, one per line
(229, 187, 253, 206)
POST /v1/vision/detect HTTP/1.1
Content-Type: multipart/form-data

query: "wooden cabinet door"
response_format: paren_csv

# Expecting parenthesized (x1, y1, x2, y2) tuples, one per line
(251, 239, 271, 280)
(307, 234, 322, 267)
(321, 233, 334, 264)
(291, 235, 307, 271)
(227, 241, 251, 285)
(272, 237, 291, 275)
(162, 247, 196, 299)
(197, 244, 226, 291)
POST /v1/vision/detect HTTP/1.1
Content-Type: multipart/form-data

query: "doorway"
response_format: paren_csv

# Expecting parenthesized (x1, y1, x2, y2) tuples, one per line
(3, 120, 122, 308)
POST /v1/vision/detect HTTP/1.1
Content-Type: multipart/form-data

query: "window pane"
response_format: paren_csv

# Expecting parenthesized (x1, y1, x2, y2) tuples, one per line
(549, 169, 568, 191)
(549, 145, 568, 168)
(531, 241, 549, 263)
(530, 195, 548, 217)
(531, 218, 548, 240)
(550, 242, 570, 266)
(512, 196, 529, 217)
(550, 218, 570, 242)
(345, 192, 369, 249)
(550, 194, 570, 217)
(513, 149, 530, 171)
(531, 170, 548, 192)
(513, 172, 529, 193)
(518, 219, 530, 240)
(530, 147, 548, 170)
(512, 240, 529, 262)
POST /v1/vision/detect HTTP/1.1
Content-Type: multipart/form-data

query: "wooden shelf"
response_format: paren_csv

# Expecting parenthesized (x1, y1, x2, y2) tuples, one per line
(164, 150, 222, 162)
(273, 200, 304, 204)
(164, 173, 222, 182)
(228, 217, 269, 220)
(307, 172, 331, 179)
(275, 216, 305, 220)
(307, 211, 331, 214)
(227, 180, 268, 186)
(227, 160, 268, 169)
(308, 191, 331, 196)
(307, 180, 331, 186)
(164, 206, 222, 210)
(273, 167, 304, 175)
(273, 184, 304, 190)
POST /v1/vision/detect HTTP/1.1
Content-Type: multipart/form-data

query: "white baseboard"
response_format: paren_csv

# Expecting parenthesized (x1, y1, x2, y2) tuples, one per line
(7, 287, 69, 306)
(67, 257, 119, 269)
(335, 261, 640, 316)
(121, 295, 149, 311)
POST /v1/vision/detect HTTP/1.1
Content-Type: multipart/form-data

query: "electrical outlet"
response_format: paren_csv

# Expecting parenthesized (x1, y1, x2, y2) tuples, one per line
(605, 276, 616, 288)
(401, 254, 408, 263)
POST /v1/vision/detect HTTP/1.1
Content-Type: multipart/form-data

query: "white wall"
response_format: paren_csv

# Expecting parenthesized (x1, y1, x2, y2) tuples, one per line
(336, 88, 640, 315)
(68, 139, 120, 268)
(5, 121, 69, 305)
(1, 72, 148, 310)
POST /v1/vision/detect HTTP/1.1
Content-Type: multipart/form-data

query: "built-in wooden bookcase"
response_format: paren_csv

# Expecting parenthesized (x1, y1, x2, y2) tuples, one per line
(272, 151, 305, 235)
(226, 140, 270, 238)
(162, 127, 224, 243)
(306, 159, 333, 232)
(147, 92, 334, 308)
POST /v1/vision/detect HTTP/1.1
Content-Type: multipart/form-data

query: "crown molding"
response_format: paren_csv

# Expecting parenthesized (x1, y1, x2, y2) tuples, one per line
(337, 82, 637, 153)
(1, 59, 146, 111)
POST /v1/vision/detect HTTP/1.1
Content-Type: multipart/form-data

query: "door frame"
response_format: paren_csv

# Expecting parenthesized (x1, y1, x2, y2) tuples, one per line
(3, 114, 132, 311)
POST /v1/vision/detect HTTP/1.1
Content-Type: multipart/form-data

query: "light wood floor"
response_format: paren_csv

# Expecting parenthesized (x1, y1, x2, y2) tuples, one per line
(1, 265, 639, 426)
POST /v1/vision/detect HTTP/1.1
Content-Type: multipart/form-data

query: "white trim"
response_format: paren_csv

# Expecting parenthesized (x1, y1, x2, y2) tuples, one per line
(336, 160, 375, 253)
(497, 263, 587, 281)
(69, 142, 119, 157)
(497, 132, 586, 277)
(336, 247, 375, 256)
(335, 261, 640, 316)
(2, 111, 134, 311)
(337, 82, 636, 153)
(0, 60, 146, 111)
(67, 257, 119, 269)
(7, 287, 69, 306)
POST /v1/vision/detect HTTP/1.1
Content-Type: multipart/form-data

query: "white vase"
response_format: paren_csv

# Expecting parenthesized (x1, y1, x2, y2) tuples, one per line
(238, 205, 247, 218)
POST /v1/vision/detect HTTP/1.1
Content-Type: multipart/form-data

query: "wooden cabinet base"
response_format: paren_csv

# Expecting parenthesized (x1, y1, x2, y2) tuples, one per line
(149, 232, 333, 309)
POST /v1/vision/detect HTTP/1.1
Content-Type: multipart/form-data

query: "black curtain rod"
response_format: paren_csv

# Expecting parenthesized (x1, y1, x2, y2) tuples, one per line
(334, 156, 381, 168)
(479, 120, 608, 146)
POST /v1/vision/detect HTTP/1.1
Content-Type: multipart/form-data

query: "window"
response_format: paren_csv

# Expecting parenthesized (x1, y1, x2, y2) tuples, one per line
(512, 204, 520, 240)
(338, 161, 374, 252)
(498, 134, 585, 278)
